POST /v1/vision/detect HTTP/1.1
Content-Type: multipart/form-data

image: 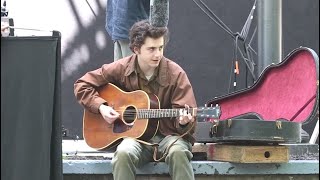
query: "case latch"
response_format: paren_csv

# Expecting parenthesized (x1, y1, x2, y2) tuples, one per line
(210, 120, 219, 137)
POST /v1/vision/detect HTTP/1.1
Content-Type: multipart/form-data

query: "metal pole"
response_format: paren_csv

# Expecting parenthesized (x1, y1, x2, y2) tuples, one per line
(309, 119, 319, 144)
(257, 0, 282, 77)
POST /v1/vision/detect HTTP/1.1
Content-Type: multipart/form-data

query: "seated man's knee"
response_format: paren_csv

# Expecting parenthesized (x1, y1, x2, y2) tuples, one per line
(166, 145, 193, 162)
(112, 138, 141, 165)
(112, 149, 130, 163)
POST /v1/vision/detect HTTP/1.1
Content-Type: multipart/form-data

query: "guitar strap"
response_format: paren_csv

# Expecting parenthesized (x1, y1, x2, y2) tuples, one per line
(136, 122, 195, 162)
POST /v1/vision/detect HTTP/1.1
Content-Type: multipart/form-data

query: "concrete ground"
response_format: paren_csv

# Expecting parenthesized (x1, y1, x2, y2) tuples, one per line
(62, 140, 319, 179)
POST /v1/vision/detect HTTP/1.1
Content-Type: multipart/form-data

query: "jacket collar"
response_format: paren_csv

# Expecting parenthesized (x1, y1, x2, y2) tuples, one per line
(124, 54, 136, 77)
(124, 54, 169, 86)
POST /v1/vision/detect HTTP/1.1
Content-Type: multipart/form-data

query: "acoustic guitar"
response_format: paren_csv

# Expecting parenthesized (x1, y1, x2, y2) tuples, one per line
(83, 83, 221, 150)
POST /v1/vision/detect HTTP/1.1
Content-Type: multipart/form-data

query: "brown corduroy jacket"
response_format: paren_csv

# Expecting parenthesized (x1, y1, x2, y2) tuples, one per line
(74, 54, 197, 144)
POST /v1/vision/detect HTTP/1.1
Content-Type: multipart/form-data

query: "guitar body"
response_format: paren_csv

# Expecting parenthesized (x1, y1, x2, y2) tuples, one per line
(83, 83, 160, 150)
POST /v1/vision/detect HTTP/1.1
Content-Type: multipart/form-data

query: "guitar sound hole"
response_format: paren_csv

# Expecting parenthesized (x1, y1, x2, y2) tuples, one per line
(123, 106, 137, 124)
(113, 119, 130, 133)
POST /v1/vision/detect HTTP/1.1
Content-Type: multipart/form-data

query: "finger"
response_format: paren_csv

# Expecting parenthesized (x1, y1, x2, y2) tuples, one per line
(109, 114, 118, 119)
(179, 118, 186, 125)
(179, 109, 184, 121)
(111, 110, 120, 116)
(183, 109, 187, 116)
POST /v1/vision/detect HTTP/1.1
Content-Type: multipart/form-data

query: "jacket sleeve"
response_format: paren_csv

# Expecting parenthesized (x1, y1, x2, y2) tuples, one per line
(74, 64, 118, 114)
(170, 70, 197, 135)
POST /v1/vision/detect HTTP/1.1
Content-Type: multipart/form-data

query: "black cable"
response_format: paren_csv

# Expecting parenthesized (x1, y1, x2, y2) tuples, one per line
(192, 0, 235, 39)
(240, 0, 257, 41)
(227, 59, 235, 93)
(198, 0, 235, 35)
(192, 0, 258, 90)
(233, 35, 240, 92)
(248, 26, 257, 55)
(85, 0, 97, 19)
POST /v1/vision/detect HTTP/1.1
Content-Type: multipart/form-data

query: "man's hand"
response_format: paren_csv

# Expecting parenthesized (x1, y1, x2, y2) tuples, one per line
(178, 105, 194, 126)
(99, 104, 120, 124)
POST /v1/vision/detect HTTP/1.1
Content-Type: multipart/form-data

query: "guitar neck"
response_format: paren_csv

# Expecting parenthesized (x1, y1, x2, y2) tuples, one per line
(136, 106, 221, 119)
(137, 108, 196, 119)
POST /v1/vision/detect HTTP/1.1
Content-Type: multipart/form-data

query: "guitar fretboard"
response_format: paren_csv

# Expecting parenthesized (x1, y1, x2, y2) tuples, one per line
(137, 109, 195, 119)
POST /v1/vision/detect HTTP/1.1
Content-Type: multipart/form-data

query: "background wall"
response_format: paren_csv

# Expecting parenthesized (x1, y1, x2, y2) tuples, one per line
(3, 0, 319, 141)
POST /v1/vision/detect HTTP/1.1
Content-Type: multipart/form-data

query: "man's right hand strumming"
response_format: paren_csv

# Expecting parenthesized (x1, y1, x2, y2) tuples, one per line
(99, 104, 120, 124)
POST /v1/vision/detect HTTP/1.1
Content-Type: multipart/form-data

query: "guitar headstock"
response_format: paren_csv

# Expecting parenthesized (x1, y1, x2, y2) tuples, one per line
(196, 105, 221, 119)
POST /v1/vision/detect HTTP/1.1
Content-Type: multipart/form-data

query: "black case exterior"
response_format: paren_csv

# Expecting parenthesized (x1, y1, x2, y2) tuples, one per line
(196, 47, 319, 144)
(208, 119, 302, 143)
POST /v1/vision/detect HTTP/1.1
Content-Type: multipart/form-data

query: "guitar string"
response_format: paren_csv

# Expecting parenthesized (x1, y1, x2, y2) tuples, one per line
(111, 109, 209, 118)
(112, 109, 185, 116)
(112, 108, 199, 112)
(113, 109, 192, 115)
(112, 108, 213, 116)
(113, 110, 181, 116)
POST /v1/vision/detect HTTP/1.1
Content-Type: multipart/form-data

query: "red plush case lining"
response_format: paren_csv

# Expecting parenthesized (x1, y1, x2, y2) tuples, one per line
(208, 48, 318, 123)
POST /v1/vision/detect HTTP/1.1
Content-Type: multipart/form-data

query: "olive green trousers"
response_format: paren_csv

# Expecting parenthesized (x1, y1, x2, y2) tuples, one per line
(111, 135, 195, 180)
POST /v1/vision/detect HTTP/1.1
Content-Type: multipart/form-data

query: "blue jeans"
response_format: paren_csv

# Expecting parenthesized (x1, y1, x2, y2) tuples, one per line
(111, 135, 195, 180)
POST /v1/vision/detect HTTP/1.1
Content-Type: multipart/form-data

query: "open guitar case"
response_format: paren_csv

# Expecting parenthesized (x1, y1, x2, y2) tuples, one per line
(196, 47, 319, 144)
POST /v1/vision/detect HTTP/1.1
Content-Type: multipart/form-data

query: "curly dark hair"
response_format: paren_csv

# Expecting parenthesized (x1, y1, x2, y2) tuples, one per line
(129, 20, 169, 52)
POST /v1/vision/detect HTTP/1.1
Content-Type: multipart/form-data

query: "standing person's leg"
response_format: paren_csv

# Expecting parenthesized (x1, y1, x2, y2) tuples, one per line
(111, 137, 153, 180)
(160, 136, 195, 180)
(114, 40, 133, 61)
